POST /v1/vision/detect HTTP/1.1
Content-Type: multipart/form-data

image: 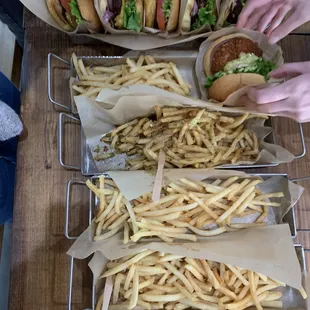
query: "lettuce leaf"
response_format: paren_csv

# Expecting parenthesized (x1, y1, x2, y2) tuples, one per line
(163, 0, 172, 20)
(205, 71, 226, 88)
(205, 56, 276, 88)
(123, 0, 142, 32)
(191, 0, 217, 30)
(69, 0, 83, 24)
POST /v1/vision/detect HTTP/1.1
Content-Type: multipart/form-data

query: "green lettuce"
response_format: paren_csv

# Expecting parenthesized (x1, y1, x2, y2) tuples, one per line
(163, 0, 172, 20)
(205, 72, 226, 88)
(205, 55, 276, 88)
(191, 0, 217, 31)
(123, 0, 142, 32)
(69, 0, 83, 24)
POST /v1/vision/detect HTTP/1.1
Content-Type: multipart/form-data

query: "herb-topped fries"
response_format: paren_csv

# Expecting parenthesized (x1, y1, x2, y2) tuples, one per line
(98, 106, 266, 170)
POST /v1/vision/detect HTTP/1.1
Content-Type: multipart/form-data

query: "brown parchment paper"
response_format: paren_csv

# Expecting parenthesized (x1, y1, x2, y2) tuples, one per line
(70, 224, 303, 290)
(67, 170, 304, 258)
(195, 26, 284, 104)
(20, 0, 214, 50)
(74, 92, 294, 172)
(88, 247, 309, 310)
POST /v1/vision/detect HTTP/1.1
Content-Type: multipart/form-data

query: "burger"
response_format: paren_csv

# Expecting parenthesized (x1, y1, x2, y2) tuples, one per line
(100, 0, 144, 32)
(204, 34, 276, 102)
(145, 0, 180, 31)
(216, 0, 246, 29)
(46, 0, 102, 32)
(182, 0, 217, 32)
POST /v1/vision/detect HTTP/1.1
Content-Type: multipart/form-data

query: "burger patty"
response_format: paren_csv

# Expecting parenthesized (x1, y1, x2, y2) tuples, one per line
(211, 37, 263, 74)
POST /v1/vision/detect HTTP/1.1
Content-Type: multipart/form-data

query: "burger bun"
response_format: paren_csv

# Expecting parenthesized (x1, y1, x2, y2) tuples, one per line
(208, 73, 265, 102)
(166, 0, 180, 32)
(77, 0, 102, 32)
(181, 0, 194, 32)
(145, 0, 156, 27)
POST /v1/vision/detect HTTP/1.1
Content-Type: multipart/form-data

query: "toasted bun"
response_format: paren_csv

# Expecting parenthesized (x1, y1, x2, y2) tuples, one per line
(181, 0, 194, 32)
(136, 0, 144, 23)
(145, 0, 156, 28)
(166, 0, 180, 32)
(77, 0, 102, 32)
(46, 0, 75, 31)
(98, 0, 107, 15)
(204, 33, 263, 76)
(215, 0, 233, 30)
(208, 73, 265, 102)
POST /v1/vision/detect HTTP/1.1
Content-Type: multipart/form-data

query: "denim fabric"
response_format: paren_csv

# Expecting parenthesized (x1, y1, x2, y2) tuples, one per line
(0, 0, 24, 48)
(0, 72, 21, 224)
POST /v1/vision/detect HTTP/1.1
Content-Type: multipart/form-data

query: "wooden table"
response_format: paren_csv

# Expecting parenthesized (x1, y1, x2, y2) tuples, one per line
(8, 9, 310, 310)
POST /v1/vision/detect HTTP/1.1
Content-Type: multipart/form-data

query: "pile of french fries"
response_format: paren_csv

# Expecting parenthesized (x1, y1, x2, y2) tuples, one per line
(87, 175, 284, 243)
(98, 106, 265, 169)
(96, 250, 307, 310)
(71, 53, 191, 99)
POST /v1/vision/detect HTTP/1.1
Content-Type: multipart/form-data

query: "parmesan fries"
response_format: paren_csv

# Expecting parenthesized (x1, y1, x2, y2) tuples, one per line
(87, 175, 284, 243)
(71, 53, 191, 98)
(96, 250, 307, 310)
(98, 107, 266, 169)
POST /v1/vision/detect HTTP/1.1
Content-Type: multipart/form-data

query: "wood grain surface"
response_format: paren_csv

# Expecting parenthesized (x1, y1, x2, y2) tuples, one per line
(9, 10, 310, 310)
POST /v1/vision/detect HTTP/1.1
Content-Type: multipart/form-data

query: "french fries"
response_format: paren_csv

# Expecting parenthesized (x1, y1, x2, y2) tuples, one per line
(96, 250, 307, 310)
(98, 106, 265, 170)
(87, 175, 284, 243)
(71, 53, 191, 98)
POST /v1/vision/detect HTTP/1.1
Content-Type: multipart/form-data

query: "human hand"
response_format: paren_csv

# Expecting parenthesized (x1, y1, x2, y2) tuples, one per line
(241, 62, 310, 122)
(236, 0, 310, 44)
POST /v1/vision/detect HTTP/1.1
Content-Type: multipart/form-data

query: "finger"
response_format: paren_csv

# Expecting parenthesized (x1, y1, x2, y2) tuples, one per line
(244, 8, 268, 30)
(266, 4, 292, 36)
(237, 1, 267, 28)
(269, 9, 305, 44)
(269, 62, 309, 78)
(247, 83, 291, 104)
(257, 3, 282, 33)
(239, 95, 290, 115)
(252, 99, 295, 115)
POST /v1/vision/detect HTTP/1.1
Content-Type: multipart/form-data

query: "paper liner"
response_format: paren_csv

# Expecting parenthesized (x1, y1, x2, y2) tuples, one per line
(88, 243, 309, 309)
(67, 170, 304, 262)
(74, 90, 294, 173)
(78, 224, 303, 290)
(195, 26, 284, 105)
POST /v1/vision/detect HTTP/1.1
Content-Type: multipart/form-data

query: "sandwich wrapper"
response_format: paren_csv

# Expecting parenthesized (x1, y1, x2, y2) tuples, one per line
(196, 27, 284, 105)
(21, 0, 215, 50)
(73, 89, 294, 173)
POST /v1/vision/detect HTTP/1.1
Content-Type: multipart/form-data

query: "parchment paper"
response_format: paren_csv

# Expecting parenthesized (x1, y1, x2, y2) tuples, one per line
(20, 0, 215, 50)
(67, 170, 304, 259)
(70, 224, 302, 290)
(195, 27, 284, 104)
(74, 92, 294, 172)
(88, 245, 309, 310)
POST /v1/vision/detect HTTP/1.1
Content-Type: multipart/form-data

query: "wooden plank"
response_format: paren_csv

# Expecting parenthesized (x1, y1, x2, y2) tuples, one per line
(293, 22, 310, 34)
(10, 14, 310, 309)
(9, 26, 126, 310)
